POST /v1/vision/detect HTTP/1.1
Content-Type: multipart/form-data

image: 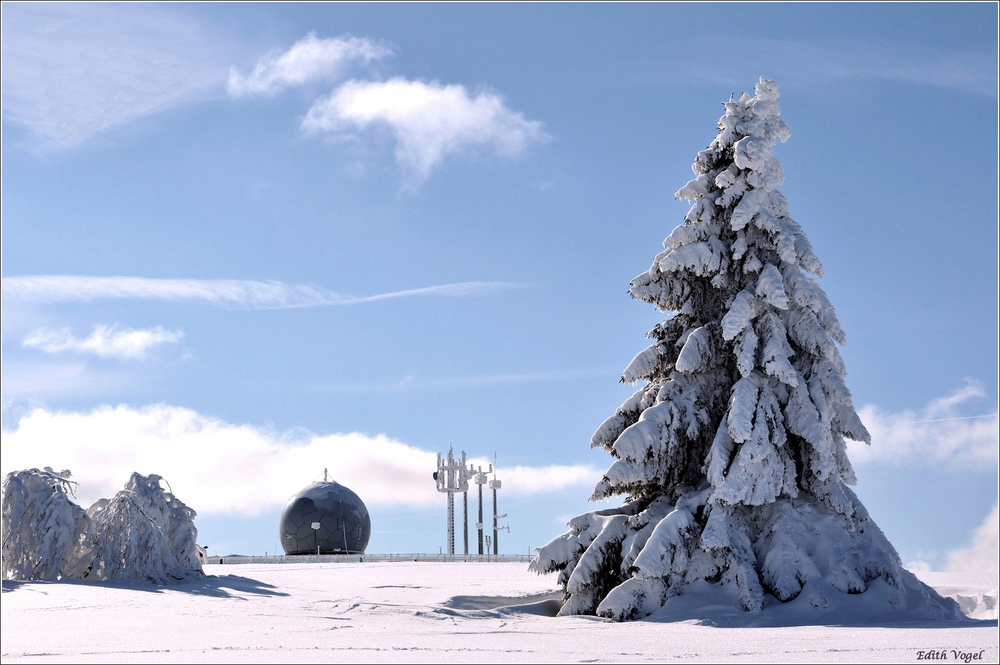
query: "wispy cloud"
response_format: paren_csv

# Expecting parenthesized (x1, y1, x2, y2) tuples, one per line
(228, 33, 393, 98)
(767, 38, 997, 98)
(22, 324, 183, 360)
(850, 381, 999, 468)
(618, 37, 996, 100)
(0, 3, 233, 148)
(1, 276, 529, 309)
(302, 78, 550, 188)
(412, 369, 609, 389)
(303, 369, 612, 394)
(0, 361, 135, 402)
(945, 501, 999, 576)
(0, 404, 602, 515)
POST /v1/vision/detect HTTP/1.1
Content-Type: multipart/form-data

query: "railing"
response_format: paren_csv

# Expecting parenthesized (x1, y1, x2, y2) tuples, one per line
(206, 553, 534, 565)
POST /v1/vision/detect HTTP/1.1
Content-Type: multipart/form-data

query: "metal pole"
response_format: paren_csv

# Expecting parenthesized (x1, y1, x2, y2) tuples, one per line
(477, 482, 484, 555)
(492, 486, 498, 555)
(463, 490, 469, 556)
(447, 491, 455, 555)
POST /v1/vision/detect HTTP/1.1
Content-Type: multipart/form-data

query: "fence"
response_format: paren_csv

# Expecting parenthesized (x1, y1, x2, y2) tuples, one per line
(206, 553, 534, 565)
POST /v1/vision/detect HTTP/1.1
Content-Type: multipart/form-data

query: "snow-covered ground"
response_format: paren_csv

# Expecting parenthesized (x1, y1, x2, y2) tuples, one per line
(2, 562, 996, 663)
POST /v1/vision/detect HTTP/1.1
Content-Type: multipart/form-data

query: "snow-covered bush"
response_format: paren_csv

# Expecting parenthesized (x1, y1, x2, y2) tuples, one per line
(89, 473, 204, 583)
(530, 78, 962, 622)
(2, 469, 203, 584)
(2, 468, 94, 581)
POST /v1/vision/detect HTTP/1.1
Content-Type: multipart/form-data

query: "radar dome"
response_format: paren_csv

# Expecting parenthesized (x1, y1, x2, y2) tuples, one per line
(279, 480, 371, 555)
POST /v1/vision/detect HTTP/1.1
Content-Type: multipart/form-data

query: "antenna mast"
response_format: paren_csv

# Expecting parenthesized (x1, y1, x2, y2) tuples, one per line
(489, 452, 503, 555)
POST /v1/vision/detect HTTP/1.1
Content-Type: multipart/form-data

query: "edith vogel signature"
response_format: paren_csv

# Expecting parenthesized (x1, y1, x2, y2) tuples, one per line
(916, 650, 986, 663)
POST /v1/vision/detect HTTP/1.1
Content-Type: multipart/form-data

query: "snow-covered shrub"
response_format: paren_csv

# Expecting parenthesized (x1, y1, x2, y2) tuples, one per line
(2, 468, 94, 581)
(2, 469, 203, 584)
(89, 491, 179, 584)
(530, 78, 962, 622)
(89, 472, 204, 584)
(123, 473, 203, 575)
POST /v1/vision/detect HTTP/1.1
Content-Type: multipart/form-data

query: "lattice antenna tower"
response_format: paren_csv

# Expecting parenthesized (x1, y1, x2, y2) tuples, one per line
(433, 447, 470, 555)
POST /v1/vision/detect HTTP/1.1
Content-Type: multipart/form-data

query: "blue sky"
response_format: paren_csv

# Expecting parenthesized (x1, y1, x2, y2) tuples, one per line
(1, 3, 997, 570)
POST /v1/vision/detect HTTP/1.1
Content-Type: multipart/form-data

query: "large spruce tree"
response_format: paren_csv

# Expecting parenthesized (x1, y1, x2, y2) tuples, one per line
(530, 78, 961, 622)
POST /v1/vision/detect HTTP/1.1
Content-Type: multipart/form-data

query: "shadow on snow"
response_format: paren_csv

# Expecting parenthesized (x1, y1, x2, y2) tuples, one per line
(1, 574, 288, 598)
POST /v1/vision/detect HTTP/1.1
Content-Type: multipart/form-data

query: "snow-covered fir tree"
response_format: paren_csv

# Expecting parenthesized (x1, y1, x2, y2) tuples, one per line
(530, 78, 961, 622)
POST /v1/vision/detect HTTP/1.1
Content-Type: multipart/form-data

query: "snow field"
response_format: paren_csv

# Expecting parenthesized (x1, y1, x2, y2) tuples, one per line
(2, 562, 996, 663)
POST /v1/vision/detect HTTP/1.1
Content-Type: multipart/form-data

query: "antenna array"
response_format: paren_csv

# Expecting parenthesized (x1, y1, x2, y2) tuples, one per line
(434, 447, 506, 555)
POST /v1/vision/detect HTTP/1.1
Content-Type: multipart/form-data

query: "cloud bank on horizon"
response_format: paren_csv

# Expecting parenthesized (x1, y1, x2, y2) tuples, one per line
(0, 403, 603, 517)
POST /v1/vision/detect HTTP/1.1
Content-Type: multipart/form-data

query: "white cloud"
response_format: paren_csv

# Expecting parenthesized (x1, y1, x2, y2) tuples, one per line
(228, 33, 393, 98)
(0, 3, 233, 148)
(850, 382, 999, 468)
(945, 502, 999, 576)
(302, 78, 550, 187)
(0, 404, 602, 517)
(22, 324, 183, 360)
(1, 275, 529, 309)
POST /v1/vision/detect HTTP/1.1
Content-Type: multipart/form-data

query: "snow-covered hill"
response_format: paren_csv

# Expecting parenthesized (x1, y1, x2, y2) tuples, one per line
(1, 562, 996, 663)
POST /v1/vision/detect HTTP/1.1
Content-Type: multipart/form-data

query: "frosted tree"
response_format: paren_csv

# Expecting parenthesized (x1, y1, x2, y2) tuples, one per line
(2, 469, 203, 584)
(2, 468, 94, 581)
(531, 78, 960, 621)
(89, 473, 204, 583)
